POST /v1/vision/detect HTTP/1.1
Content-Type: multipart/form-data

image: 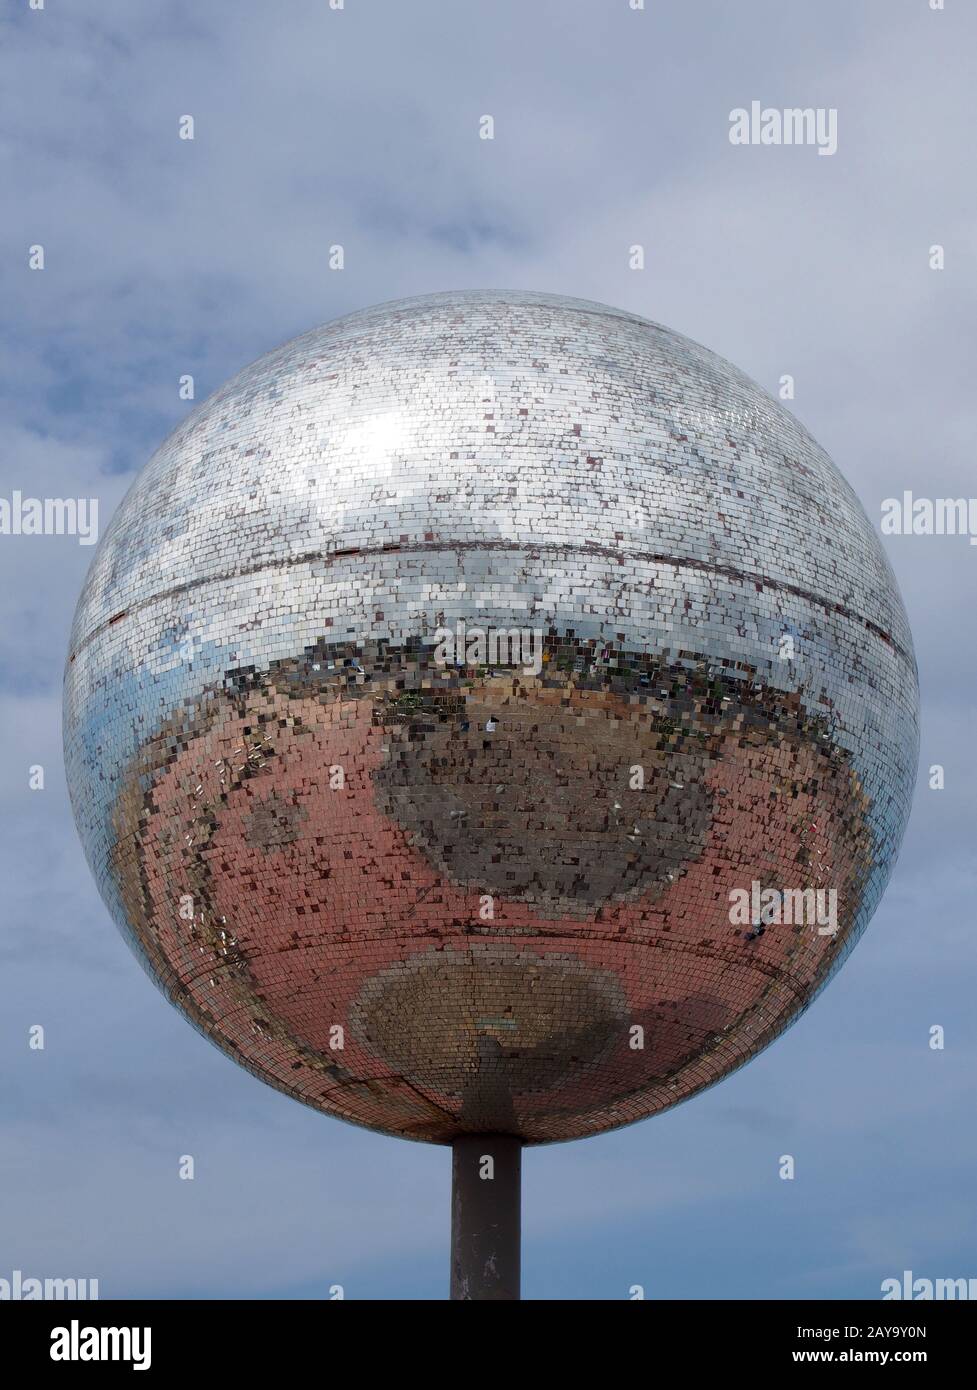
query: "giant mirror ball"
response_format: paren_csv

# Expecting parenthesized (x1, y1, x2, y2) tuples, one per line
(64, 291, 918, 1144)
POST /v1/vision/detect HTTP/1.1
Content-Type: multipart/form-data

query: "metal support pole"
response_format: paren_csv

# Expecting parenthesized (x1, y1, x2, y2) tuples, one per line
(450, 1134, 522, 1300)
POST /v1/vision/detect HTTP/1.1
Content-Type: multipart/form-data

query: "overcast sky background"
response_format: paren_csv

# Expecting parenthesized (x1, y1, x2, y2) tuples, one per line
(2, 0, 975, 1300)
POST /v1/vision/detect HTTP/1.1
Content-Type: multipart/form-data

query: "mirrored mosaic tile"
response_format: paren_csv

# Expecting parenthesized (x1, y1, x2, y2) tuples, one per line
(64, 291, 919, 1144)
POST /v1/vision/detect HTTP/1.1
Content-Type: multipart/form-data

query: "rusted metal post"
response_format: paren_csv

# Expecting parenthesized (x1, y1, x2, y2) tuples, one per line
(450, 1134, 522, 1300)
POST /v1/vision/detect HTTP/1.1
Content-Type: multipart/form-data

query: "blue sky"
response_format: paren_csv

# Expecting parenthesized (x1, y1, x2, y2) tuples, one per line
(1, 0, 975, 1299)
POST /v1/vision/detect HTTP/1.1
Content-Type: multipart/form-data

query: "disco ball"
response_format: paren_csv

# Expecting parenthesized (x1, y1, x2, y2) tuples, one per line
(63, 291, 918, 1144)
